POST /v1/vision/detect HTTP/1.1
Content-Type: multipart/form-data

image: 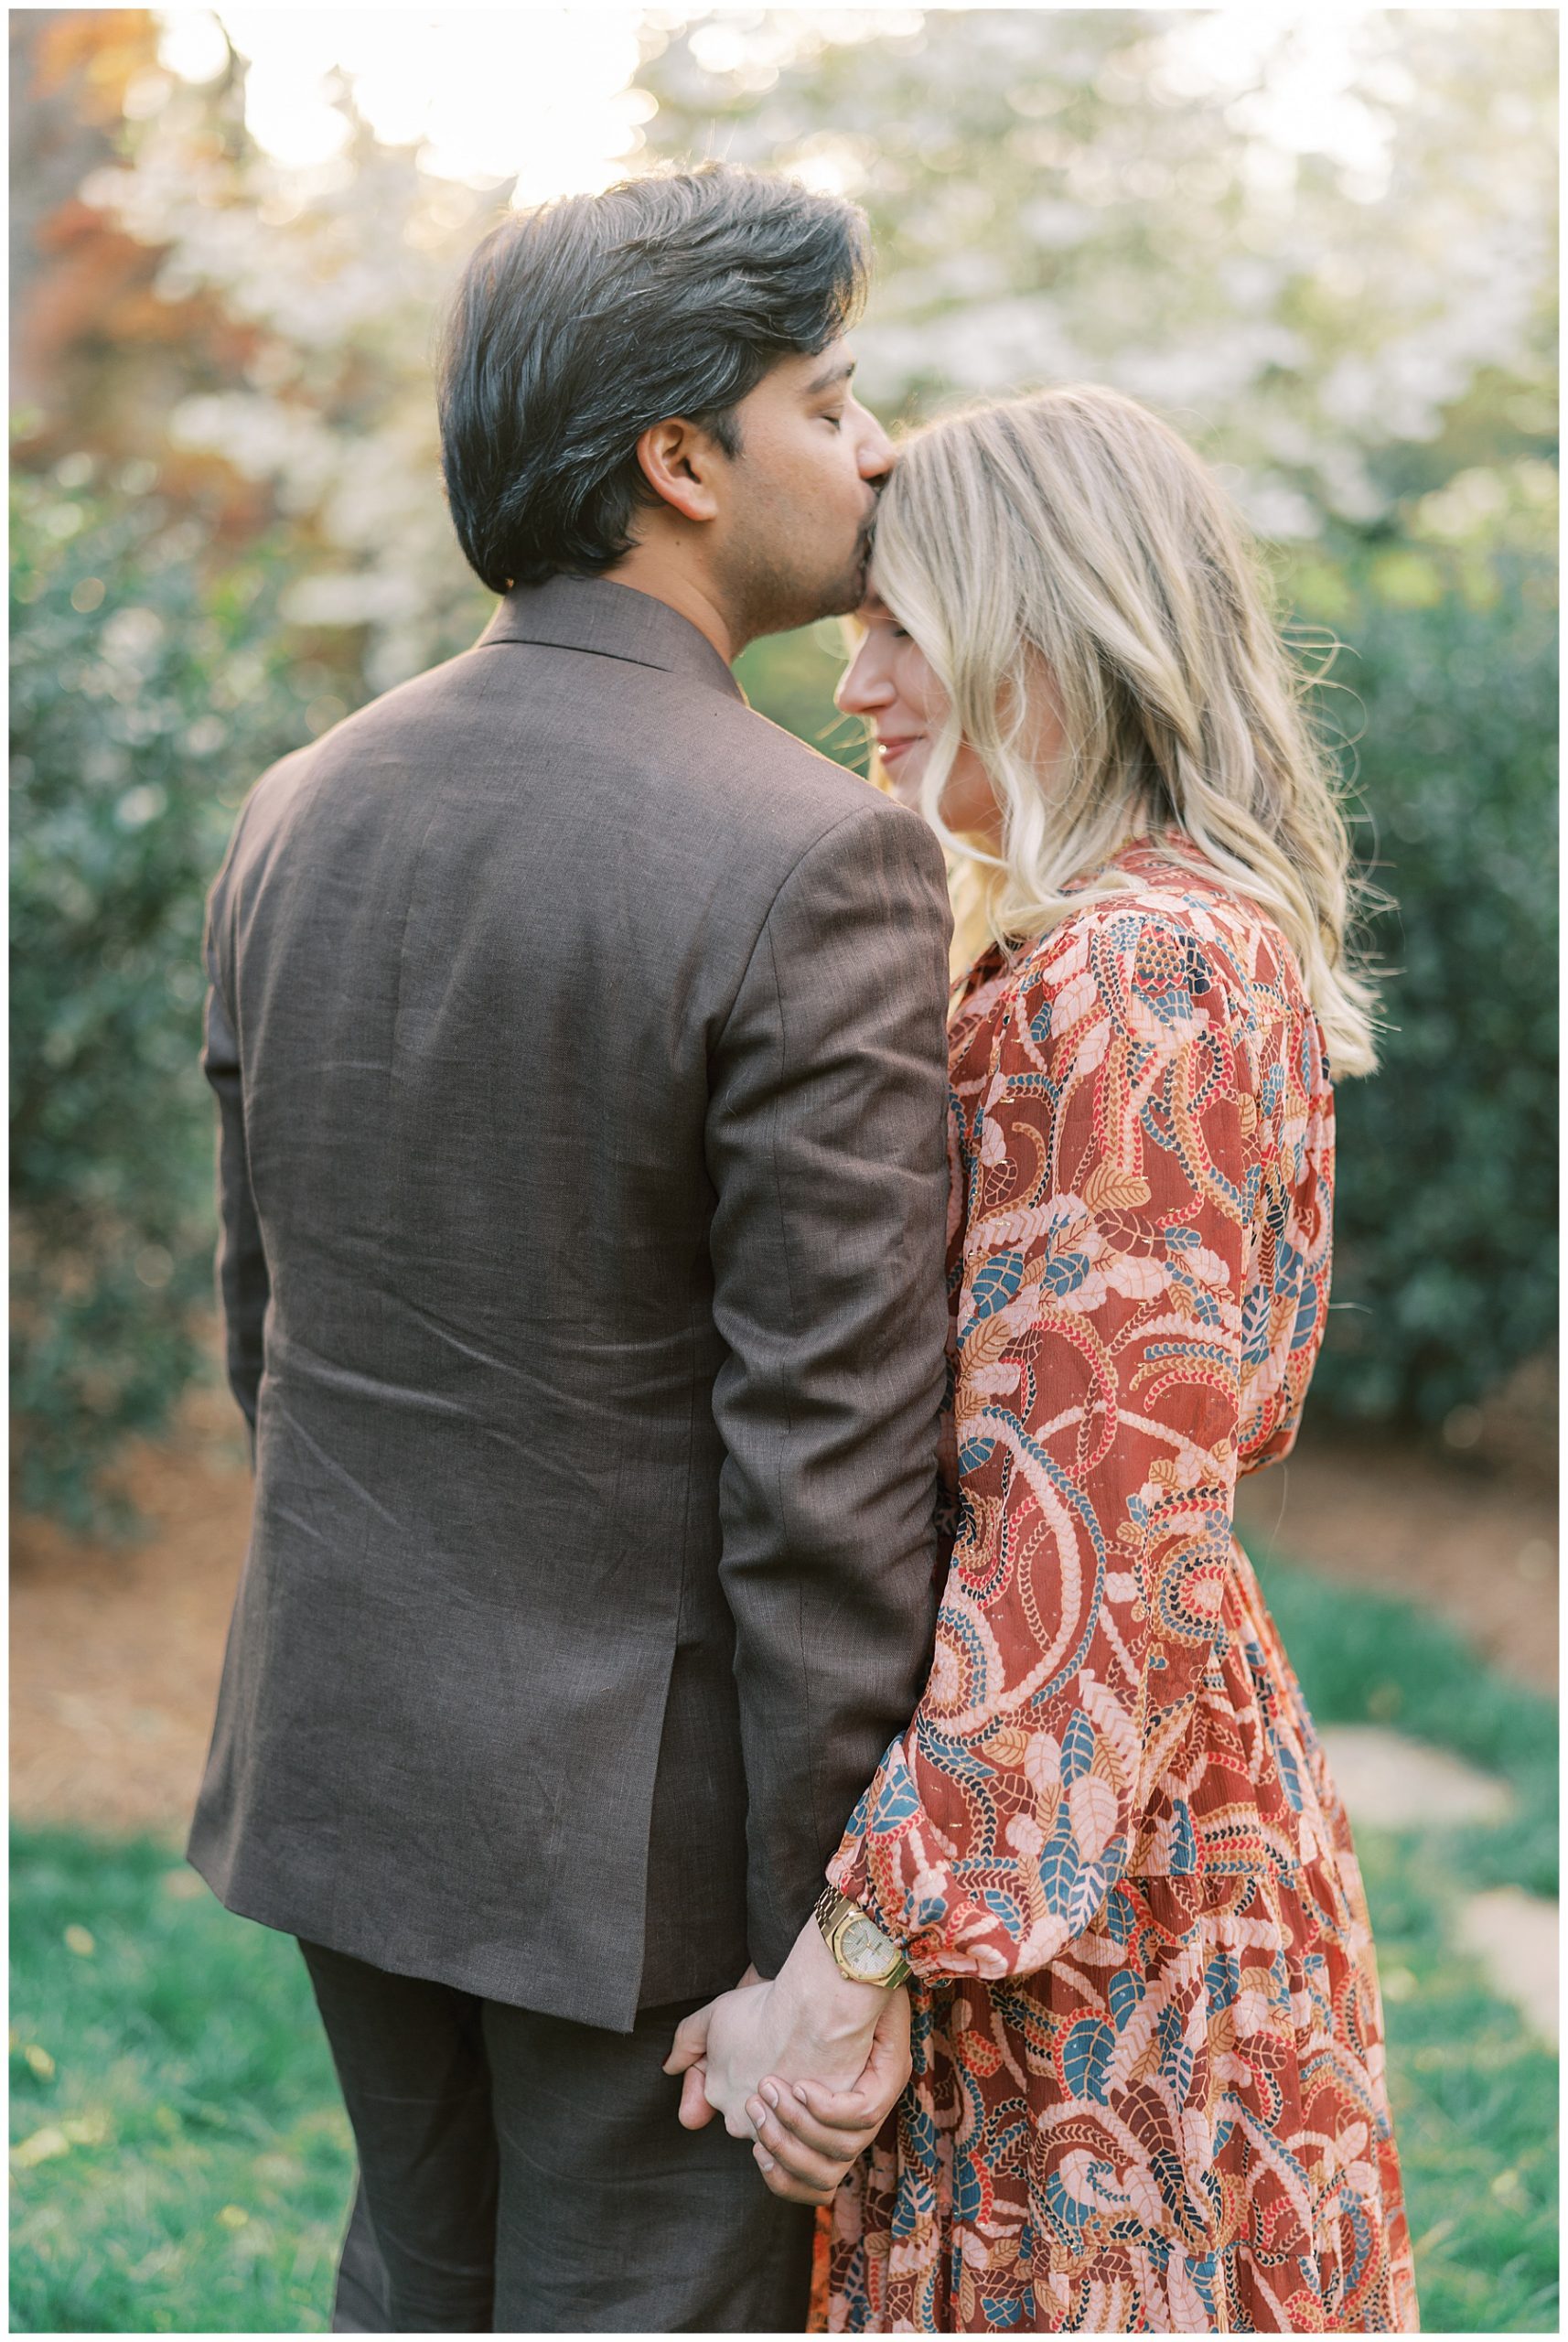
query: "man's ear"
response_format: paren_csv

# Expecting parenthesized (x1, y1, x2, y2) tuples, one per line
(635, 417, 727, 525)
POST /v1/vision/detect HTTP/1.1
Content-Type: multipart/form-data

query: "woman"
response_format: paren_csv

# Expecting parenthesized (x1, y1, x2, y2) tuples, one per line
(746, 387, 1420, 2333)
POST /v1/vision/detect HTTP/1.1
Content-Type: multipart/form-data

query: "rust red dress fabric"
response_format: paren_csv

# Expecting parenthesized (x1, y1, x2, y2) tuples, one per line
(826, 838, 1419, 2333)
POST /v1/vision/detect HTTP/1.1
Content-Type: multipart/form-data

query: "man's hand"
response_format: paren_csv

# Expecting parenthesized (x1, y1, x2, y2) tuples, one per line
(746, 1985, 911, 2204)
(662, 1907, 905, 2141)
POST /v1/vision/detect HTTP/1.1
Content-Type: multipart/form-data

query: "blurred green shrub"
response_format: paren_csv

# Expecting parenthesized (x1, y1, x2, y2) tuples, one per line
(10, 470, 324, 1527)
(1291, 511, 1557, 1430)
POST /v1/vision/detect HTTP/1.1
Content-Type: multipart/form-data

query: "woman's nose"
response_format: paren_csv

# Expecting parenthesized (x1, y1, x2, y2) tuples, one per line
(835, 642, 893, 714)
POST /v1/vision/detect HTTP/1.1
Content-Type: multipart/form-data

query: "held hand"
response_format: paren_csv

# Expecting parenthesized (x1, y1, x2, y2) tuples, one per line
(661, 1963, 766, 2133)
(663, 1919, 891, 2139)
(745, 1985, 913, 2206)
(665, 1981, 787, 2136)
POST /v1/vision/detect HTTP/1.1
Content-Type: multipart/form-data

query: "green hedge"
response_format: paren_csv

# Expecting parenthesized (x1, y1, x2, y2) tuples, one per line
(9, 478, 320, 1524)
(1298, 538, 1558, 1429)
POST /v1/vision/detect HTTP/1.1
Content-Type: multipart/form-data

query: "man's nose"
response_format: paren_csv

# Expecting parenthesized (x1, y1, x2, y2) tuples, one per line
(853, 398, 895, 481)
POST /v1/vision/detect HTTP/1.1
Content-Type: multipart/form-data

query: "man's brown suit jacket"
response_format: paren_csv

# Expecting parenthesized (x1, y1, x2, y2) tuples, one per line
(189, 575, 952, 2032)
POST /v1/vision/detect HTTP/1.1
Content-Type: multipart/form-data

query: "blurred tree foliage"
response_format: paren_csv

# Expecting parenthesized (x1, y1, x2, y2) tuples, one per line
(9, 471, 318, 1522)
(1298, 498, 1558, 1430)
(644, 10, 1557, 526)
(6, 7, 1558, 1523)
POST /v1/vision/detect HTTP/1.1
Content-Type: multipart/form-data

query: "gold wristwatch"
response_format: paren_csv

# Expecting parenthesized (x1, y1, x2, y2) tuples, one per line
(813, 1883, 912, 1989)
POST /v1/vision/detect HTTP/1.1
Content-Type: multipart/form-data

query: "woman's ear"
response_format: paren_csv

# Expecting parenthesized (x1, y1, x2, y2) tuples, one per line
(635, 418, 725, 525)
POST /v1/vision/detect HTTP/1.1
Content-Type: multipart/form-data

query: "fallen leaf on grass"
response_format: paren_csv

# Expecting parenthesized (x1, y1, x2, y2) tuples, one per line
(10, 2111, 110, 2166)
(12, 2126, 71, 2169)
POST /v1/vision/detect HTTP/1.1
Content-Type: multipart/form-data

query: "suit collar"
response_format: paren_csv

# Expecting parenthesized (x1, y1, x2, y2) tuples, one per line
(477, 575, 745, 703)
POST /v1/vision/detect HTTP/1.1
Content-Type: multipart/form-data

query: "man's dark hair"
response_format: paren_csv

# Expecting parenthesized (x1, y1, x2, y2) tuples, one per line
(437, 163, 870, 592)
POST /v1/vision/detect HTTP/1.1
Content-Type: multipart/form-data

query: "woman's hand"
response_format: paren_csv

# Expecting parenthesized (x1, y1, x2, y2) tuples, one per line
(745, 1987, 912, 2205)
(664, 1915, 909, 2143)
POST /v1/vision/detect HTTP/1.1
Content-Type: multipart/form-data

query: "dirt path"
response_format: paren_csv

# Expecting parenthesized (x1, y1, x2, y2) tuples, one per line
(10, 1393, 1558, 1839)
(11, 1387, 251, 1839)
(1234, 1423, 1556, 1691)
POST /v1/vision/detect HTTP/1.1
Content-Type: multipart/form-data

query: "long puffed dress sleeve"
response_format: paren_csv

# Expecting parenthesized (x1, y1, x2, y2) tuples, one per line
(826, 837, 1419, 2337)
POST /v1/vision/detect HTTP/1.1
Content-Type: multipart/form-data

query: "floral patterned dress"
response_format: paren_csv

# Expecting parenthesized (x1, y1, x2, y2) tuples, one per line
(826, 836, 1419, 2334)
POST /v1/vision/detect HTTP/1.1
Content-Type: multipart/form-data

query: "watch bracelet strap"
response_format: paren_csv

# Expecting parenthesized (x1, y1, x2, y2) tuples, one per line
(813, 1882, 913, 1987)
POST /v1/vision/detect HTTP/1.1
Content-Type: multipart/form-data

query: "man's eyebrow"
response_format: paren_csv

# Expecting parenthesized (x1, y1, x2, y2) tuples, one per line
(805, 356, 856, 395)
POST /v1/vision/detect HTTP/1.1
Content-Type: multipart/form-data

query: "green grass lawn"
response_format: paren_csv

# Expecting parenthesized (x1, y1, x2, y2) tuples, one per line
(10, 1833, 347, 2333)
(1250, 1544, 1559, 2333)
(11, 1549, 1559, 2332)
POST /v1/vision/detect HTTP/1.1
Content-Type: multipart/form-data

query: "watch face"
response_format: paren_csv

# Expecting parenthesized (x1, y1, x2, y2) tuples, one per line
(841, 1914, 893, 1979)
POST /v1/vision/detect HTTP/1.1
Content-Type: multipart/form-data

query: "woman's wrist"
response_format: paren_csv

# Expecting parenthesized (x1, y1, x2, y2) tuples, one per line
(777, 1905, 894, 2045)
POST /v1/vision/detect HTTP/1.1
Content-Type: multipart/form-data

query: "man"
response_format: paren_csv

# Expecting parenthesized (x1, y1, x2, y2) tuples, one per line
(190, 163, 951, 2331)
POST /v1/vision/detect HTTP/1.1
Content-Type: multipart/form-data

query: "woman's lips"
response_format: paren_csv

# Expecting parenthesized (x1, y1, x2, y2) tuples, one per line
(876, 736, 919, 764)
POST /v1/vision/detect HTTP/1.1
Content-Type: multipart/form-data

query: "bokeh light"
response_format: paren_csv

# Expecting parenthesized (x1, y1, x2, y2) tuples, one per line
(157, 6, 653, 199)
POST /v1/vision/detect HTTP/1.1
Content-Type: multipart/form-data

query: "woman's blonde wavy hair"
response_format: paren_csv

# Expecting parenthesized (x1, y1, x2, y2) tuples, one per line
(868, 385, 1380, 1076)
